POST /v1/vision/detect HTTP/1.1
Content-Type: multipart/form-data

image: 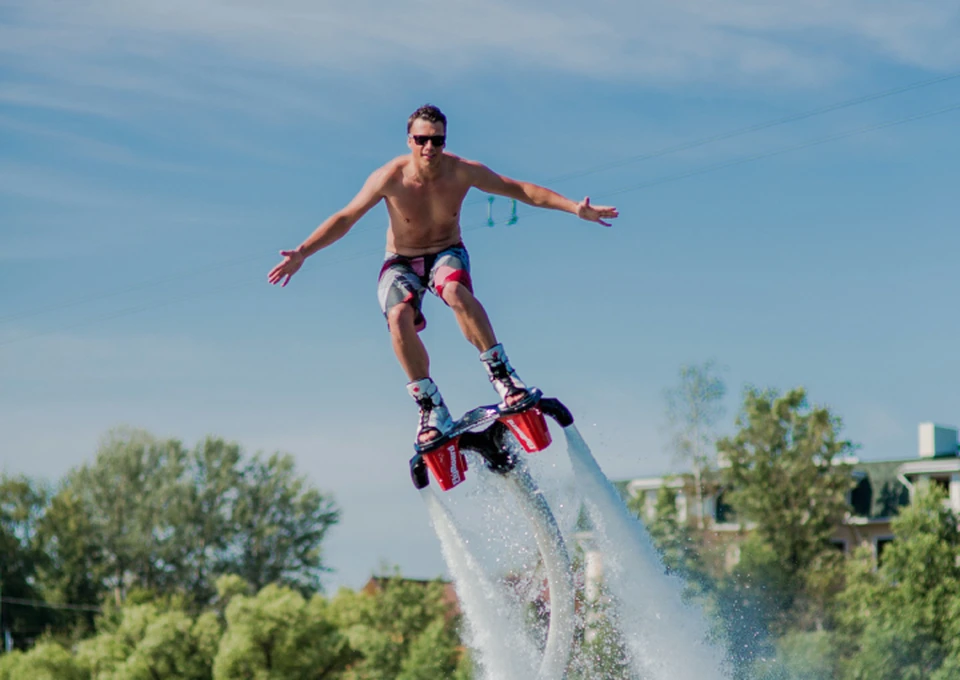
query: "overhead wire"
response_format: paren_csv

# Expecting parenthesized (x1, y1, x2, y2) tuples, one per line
(3, 74, 959, 341)
(350, 68, 960, 219)
(0, 595, 102, 613)
(600, 101, 960, 198)
(4, 69, 958, 325)
(539, 69, 960, 185)
(3, 100, 957, 346)
(0, 216, 495, 347)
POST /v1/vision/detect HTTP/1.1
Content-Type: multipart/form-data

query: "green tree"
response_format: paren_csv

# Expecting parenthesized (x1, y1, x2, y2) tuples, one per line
(663, 361, 727, 530)
(451, 649, 475, 680)
(749, 630, 837, 680)
(935, 585, 960, 680)
(66, 428, 190, 604)
(75, 599, 220, 680)
(836, 486, 960, 679)
(60, 429, 340, 606)
(0, 641, 88, 680)
(229, 452, 340, 594)
(33, 486, 105, 634)
(396, 618, 462, 680)
(330, 575, 460, 680)
(713, 535, 794, 677)
(213, 581, 355, 680)
(174, 437, 244, 604)
(572, 591, 633, 680)
(717, 387, 854, 586)
(643, 484, 711, 598)
(0, 474, 50, 648)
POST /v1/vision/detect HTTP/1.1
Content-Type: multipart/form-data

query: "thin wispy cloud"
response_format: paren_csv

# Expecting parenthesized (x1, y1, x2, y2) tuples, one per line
(3, 0, 958, 122)
(0, 161, 141, 207)
(0, 115, 202, 172)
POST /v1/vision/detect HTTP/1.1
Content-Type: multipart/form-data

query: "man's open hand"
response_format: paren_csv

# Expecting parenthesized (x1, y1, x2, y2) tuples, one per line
(268, 249, 305, 287)
(576, 197, 618, 227)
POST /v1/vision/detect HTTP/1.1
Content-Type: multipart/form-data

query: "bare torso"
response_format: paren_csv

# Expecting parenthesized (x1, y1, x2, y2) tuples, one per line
(381, 154, 472, 256)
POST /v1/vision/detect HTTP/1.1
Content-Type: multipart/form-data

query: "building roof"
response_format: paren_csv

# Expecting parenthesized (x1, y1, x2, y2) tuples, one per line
(899, 458, 960, 475)
(618, 458, 915, 521)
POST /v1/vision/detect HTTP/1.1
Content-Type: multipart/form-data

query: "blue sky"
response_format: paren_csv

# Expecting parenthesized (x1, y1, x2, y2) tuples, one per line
(2, 0, 960, 591)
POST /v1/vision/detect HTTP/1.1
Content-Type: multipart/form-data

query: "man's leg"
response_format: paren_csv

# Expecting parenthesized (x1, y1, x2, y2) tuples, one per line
(387, 302, 430, 380)
(441, 282, 528, 406)
(387, 302, 454, 444)
(438, 281, 498, 352)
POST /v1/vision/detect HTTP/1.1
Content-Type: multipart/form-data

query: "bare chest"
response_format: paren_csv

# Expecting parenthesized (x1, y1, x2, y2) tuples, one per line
(386, 177, 470, 228)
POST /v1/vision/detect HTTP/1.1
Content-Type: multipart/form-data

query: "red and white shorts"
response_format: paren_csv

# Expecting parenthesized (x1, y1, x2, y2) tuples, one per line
(377, 242, 472, 332)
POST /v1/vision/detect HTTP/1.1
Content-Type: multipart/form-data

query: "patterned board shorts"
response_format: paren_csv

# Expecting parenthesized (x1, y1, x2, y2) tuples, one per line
(377, 242, 472, 332)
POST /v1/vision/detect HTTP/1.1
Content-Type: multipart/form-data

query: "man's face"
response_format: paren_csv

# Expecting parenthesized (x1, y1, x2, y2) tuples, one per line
(407, 118, 446, 166)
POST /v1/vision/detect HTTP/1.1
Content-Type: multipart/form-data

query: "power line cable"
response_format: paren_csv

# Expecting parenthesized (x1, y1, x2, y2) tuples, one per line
(599, 101, 960, 197)
(0, 596, 101, 613)
(0, 219, 494, 346)
(4, 100, 956, 345)
(542, 69, 960, 185)
(361, 69, 960, 217)
(5, 70, 957, 324)
(470, 101, 960, 227)
(3, 102, 957, 345)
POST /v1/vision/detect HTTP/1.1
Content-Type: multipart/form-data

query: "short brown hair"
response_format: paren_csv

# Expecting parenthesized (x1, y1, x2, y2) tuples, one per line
(407, 104, 446, 133)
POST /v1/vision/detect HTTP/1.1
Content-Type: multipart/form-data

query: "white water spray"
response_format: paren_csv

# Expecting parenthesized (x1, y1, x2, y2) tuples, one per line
(563, 424, 728, 680)
(421, 486, 541, 680)
(418, 401, 729, 679)
(497, 463, 576, 680)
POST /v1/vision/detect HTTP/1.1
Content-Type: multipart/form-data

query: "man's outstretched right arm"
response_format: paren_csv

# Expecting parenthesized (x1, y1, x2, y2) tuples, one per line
(268, 165, 391, 287)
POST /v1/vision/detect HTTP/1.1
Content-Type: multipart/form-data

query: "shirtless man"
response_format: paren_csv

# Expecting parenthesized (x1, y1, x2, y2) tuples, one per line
(268, 104, 618, 446)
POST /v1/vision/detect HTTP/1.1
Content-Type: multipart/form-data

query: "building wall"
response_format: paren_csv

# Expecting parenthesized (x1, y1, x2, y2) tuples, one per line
(831, 521, 895, 560)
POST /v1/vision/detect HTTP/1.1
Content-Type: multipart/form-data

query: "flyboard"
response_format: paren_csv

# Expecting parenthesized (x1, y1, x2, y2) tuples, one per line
(410, 388, 577, 680)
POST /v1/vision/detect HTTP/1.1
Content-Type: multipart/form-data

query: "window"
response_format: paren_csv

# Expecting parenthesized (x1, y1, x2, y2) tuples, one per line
(876, 537, 894, 565)
(830, 539, 848, 553)
(715, 490, 736, 524)
(931, 476, 950, 494)
(850, 477, 872, 517)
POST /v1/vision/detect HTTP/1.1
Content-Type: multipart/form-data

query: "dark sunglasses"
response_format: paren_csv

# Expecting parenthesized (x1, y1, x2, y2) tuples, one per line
(410, 134, 446, 147)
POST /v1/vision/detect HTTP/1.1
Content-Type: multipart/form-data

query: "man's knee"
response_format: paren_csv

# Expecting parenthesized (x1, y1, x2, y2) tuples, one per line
(440, 281, 475, 310)
(387, 303, 416, 331)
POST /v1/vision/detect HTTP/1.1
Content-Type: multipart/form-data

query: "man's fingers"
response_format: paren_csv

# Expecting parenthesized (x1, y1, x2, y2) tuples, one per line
(578, 197, 619, 222)
(269, 249, 303, 286)
(268, 263, 290, 284)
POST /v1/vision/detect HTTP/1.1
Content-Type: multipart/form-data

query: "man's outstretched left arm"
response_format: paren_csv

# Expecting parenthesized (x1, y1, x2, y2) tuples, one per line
(465, 160, 619, 227)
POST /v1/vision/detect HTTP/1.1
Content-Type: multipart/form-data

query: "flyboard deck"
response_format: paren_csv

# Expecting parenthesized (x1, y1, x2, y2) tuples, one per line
(409, 388, 573, 491)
